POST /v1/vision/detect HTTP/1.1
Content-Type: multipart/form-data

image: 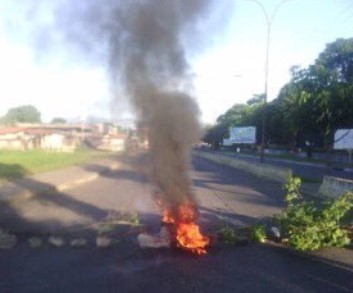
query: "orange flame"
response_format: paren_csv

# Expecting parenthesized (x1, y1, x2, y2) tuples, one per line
(156, 198, 175, 224)
(162, 209, 175, 224)
(176, 204, 209, 255)
(157, 199, 209, 255)
(176, 222, 209, 255)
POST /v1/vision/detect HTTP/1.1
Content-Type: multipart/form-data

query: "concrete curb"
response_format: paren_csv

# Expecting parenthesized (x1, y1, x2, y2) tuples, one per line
(318, 176, 353, 199)
(59, 161, 122, 192)
(194, 151, 292, 184)
(56, 161, 121, 192)
(0, 161, 121, 204)
(56, 173, 100, 192)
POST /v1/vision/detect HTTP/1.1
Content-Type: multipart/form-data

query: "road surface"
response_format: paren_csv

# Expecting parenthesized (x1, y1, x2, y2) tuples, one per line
(212, 151, 353, 181)
(0, 154, 352, 292)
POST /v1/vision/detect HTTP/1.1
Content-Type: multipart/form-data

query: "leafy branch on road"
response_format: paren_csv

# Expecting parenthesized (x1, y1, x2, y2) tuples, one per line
(275, 175, 353, 251)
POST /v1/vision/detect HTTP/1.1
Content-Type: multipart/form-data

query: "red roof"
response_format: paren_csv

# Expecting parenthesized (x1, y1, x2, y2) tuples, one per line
(25, 129, 52, 135)
(0, 127, 57, 136)
(0, 127, 24, 135)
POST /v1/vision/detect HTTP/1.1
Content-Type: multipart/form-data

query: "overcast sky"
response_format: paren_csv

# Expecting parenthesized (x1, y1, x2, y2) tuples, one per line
(0, 0, 352, 124)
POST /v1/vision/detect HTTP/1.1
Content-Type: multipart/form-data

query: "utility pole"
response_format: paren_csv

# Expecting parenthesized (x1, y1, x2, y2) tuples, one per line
(244, 0, 294, 163)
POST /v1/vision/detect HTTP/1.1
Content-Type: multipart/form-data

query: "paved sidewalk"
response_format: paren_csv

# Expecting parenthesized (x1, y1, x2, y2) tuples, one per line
(0, 157, 121, 204)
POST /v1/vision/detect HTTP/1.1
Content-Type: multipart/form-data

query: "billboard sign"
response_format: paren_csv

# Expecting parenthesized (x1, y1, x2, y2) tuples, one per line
(229, 127, 256, 144)
(222, 138, 235, 146)
(222, 138, 231, 146)
(334, 129, 353, 150)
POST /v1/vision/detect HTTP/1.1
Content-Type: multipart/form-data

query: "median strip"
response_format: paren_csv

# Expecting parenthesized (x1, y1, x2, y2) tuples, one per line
(194, 151, 292, 184)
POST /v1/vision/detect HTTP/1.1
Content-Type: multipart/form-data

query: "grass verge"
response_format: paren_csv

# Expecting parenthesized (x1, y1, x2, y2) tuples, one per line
(0, 149, 115, 183)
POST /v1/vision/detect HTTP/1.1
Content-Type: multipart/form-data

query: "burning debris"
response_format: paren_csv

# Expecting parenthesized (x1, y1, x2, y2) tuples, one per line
(138, 196, 210, 255)
(175, 204, 210, 255)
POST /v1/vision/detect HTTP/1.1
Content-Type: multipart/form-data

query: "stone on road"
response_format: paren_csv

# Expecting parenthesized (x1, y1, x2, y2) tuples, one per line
(0, 154, 352, 292)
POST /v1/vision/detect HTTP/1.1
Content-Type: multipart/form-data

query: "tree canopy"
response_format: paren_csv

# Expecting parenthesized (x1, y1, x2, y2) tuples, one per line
(51, 117, 67, 124)
(1, 105, 41, 125)
(203, 38, 353, 150)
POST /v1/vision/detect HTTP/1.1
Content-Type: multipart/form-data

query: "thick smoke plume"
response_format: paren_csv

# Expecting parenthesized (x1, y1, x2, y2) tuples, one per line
(72, 0, 209, 207)
(5, 0, 227, 214)
(107, 1, 212, 210)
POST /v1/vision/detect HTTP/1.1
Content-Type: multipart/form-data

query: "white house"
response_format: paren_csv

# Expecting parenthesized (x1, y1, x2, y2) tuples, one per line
(0, 127, 30, 150)
(0, 127, 78, 152)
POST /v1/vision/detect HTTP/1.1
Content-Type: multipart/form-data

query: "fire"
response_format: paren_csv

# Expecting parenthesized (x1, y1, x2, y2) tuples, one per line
(162, 209, 175, 224)
(176, 222, 209, 255)
(157, 199, 209, 255)
(176, 204, 209, 255)
(156, 198, 175, 224)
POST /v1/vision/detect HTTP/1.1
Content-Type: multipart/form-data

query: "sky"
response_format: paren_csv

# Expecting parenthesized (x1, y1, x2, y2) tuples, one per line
(0, 0, 352, 125)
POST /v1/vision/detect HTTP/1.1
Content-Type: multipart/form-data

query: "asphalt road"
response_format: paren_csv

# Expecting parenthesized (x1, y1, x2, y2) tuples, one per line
(1, 155, 352, 292)
(212, 151, 353, 181)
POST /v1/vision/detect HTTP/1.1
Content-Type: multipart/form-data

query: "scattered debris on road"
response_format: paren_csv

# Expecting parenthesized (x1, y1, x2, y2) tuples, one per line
(48, 236, 65, 247)
(28, 237, 43, 248)
(70, 238, 87, 248)
(0, 228, 17, 249)
(96, 236, 112, 248)
(137, 226, 171, 248)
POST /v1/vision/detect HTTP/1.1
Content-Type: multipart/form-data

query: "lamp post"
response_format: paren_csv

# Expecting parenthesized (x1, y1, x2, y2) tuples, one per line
(243, 0, 294, 163)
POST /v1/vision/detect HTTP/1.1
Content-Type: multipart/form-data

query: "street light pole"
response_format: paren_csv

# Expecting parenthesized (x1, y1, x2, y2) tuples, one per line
(244, 0, 294, 163)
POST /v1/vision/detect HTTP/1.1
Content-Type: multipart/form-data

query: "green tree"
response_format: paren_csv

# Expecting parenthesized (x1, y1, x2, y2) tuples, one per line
(295, 38, 353, 148)
(216, 104, 248, 128)
(312, 39, 353, 146)
(204, 38, 353, 150)
(203, 95, 265, 147)
(246, 94, 264, 106)
(3, 105, 41, 125)
(266, 38, 353, 148)
(202, 123, 229, 148)
(51, 117, 67, 124)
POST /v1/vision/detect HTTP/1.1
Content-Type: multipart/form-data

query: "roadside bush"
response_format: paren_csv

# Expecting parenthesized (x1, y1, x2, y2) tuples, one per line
(252, 224, 266, 243)
(220, 225, 237, 244)
(275, 175, 353, 251)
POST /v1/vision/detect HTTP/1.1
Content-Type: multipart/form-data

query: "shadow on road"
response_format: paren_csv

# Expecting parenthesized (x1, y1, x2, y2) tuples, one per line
(199, 206, 259, 228)
(0, 180, 108, 235)
(192, 156, 285, 222)
(84, 153, 149, 184)
(193, 156, 284, 201)
(0, 162, 29, 181)
(0, 175, 137, 237)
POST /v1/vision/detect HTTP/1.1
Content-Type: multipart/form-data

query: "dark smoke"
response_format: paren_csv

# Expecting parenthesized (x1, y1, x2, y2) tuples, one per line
(53, 0, 214, 210)
(105, 1, 212, 210)
(4, 0, 232, 213)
